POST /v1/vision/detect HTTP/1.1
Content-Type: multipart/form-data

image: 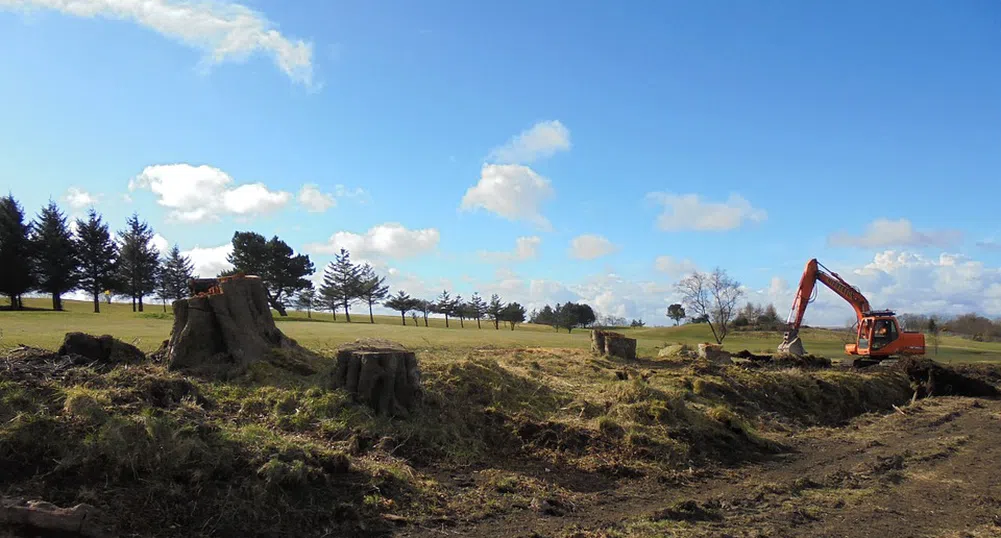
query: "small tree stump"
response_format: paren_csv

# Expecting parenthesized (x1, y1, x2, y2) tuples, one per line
(330, 339, 422, 417)
(697, 343, 732, 365)
(165, 275, 300, 376)
(591, 330, 637, 360)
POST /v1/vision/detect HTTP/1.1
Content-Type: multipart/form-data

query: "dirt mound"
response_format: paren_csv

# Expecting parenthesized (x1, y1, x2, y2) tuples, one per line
(735, 350, 832, 369)
(894, 357, 1000, 398)
(58, 332, 146, 366)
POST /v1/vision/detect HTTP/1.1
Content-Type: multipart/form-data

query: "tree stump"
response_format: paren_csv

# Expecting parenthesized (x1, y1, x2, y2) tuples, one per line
(591, 330, 637, 360)
(329, 339, 422, 417)
(697, 343, 732, 365)
(165, 275, 299, 376)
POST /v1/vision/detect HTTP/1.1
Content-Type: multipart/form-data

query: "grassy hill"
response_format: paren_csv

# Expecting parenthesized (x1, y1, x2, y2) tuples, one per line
(2, 297, 998, 362)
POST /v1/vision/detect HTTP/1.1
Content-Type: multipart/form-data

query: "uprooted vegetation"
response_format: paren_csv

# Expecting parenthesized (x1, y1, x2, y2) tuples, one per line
(1, 337, 998, 537)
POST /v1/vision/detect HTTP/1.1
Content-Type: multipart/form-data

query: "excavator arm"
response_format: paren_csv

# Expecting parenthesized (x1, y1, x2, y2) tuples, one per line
(778, 258, 871, 355)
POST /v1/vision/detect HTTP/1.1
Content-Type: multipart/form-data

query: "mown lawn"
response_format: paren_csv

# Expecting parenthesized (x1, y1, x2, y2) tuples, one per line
(0, 297, 996, 362)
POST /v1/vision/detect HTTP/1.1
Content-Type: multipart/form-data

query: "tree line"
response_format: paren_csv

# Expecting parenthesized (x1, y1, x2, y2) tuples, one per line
(0, 195, 534, 329)
(0, 195, 194, 313)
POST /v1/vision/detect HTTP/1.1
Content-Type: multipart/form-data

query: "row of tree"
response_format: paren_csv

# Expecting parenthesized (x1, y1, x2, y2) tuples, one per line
(528, 302, 596, 333)
(0, 196, 196, 313)
(379, 290, 526, 330)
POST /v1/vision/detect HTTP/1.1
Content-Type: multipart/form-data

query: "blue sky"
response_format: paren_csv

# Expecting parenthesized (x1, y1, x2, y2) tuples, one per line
(1, 0, 999, 325)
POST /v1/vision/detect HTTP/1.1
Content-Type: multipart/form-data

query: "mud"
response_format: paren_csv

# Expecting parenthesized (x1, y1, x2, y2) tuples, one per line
(893, 356, 1001, 398)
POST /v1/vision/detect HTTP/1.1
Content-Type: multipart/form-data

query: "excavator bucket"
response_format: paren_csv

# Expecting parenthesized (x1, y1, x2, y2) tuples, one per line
(777, 336, 806, 357)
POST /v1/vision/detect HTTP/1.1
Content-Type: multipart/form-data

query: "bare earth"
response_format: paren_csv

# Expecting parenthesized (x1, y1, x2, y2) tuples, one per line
(403, 396, 1001, 538)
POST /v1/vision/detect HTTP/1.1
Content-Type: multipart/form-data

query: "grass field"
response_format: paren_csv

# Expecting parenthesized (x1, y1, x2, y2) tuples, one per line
(2, 297, 999, 362)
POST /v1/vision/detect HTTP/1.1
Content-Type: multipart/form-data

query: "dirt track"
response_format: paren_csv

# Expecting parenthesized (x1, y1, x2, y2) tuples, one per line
(403, 396, 1001, 538)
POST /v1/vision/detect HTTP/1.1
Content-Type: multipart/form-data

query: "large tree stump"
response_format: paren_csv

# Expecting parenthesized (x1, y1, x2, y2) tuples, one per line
(165, 275, 299, 376)
(591, 330, 637, 360)
(329, 339, 422, 417)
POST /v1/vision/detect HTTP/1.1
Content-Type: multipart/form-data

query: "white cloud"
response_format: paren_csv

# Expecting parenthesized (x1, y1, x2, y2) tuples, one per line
(129, 163, 291, 223)
(151, 233, 169, 254)
(460, 164, 554, 229)
(122, 193, 133, 203)
(181, 244, 234, 278)
(1, 0, 315, 86)
(569, 234, 617, 260)
(478, 236, 541, 263)
(654, 255, 698, 277)
(647, 192, 767, 231)
(305, 223, 440, 259)
(487, 120, 571, 164)
(63, 187, 100, 209)
(828, 218, 962, 249)
(297, 184, 336, 213)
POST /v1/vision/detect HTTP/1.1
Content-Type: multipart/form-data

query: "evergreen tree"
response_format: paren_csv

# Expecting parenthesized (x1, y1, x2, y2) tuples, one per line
(486, 294, 504, 330)
(385, 290, 413, 326)
(0, 195, 34, 309)
(500, 302, 527, 331)
(161, 244, 194, 301)
(357, 263, 390, 323)
(29, 200, 80, 310)
(469, 293, 487, 328)
(416, 299, 432, 327)
(117, 213, 160, 312)
(74, 209, 119, 313)
(434, 290, 454, 327)
(154, 260, 171, 312)
(454, 294, 465, 328)
(294, 284, 317, 319)
(320, 248, 362, 322)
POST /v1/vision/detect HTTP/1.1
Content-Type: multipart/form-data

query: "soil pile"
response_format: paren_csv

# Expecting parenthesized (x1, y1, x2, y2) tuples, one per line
(893, 357, 1000, 398)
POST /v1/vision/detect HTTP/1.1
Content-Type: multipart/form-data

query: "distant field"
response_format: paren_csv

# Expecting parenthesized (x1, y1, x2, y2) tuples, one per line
(1, 297, 997, 362)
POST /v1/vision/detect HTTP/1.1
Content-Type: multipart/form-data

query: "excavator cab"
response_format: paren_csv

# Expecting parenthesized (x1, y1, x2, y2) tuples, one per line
(847, 314, 898, 354)
(845, 311, 921, 360)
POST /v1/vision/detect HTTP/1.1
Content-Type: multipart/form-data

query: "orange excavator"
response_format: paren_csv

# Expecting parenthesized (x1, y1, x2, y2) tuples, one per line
(777, 258, 925, 365)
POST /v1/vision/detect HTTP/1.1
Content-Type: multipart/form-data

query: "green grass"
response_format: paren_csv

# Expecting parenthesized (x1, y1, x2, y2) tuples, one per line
(1, 297, 999, 362)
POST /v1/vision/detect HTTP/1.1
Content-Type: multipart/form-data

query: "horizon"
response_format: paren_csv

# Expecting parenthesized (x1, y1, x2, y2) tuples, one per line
(2, 1, 999, 327)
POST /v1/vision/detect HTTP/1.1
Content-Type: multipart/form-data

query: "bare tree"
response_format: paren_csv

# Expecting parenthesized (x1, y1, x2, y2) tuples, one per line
(675, 267, 743, 344)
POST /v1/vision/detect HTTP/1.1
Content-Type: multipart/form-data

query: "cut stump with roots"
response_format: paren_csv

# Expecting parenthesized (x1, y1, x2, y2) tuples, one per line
(330, 339, 422, 417)
(163, 275, 301, 377)
(591, 330, 637, 360)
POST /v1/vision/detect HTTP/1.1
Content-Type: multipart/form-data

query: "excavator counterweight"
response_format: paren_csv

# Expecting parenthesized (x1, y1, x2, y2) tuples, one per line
(778, 259, 924, 360)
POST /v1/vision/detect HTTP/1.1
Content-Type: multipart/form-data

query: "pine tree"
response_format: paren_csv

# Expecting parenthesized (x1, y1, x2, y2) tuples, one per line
(154, 259, 171, 312)
(434, 290, 453, 328)
(29, 200, 80, 310)
(160, 244, 194, 302)
(385, 290, 413, 326)
(416, 299, 432, 327)
(320, 248, 361, 322)
(117, 213, 160, 312)
(453, 294, 465, 328)
(469, 293, 486, 328)
(0, 195, 34, 310)
(487, 294, 504, 330)
(74, 209, 119, 313)
(357, 263, 389, 323)
(294, 284, 317, 319)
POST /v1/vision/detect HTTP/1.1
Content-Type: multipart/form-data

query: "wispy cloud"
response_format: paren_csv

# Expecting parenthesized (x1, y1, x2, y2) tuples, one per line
(1, 0, 315, 86)
(828, 218, 961, 248)
(487, 120, 571, 164)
